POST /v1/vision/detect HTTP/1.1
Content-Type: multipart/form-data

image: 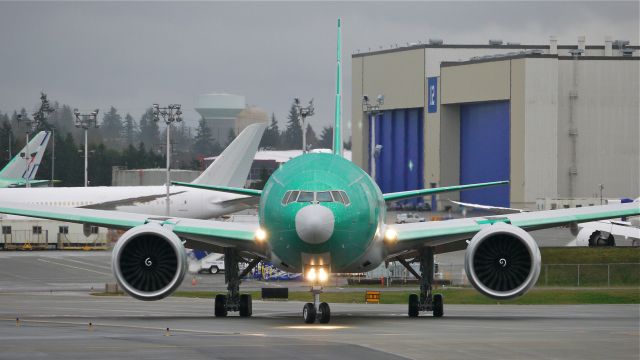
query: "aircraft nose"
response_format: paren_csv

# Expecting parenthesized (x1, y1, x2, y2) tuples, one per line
(295, 204, 335, 244)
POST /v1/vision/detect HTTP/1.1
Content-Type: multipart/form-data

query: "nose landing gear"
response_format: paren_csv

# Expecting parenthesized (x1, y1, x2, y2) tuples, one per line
(302, 285, 331, 324)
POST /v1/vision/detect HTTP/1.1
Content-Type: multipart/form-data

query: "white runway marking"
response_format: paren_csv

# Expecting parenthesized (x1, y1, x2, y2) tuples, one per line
(37, 259, 111, 276)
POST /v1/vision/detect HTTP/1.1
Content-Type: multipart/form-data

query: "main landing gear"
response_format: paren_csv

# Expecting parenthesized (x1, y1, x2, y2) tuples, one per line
(302, 285, 331, 324)
(214, 248, 261, 318)
(398, 247, 443, 318)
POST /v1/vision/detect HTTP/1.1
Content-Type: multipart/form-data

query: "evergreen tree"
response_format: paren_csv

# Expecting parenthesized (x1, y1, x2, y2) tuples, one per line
(138, 107, 160, 148)
(193, 118, 220, 157)
(101, 106, 123, 148)
(260, 113, 280, 149)
(318, 126, 333, 148)
(282, 102, 302, 150)
(123, 113, 138, 146)
(226, 128, 236, 148)
(0, 117, 14, 169)
(305, 123, 318, 150)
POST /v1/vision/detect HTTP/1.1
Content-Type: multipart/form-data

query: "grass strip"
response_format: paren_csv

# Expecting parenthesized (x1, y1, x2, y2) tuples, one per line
(160, 288, 639, 305)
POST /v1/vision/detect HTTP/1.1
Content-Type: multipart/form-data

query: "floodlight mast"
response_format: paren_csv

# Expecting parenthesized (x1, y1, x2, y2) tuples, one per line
(362, 94, 384, 183)
(16, 92, 55, 188)
(152, 104, 183, 216)
(294, 98, 315, 153)
(74, 108, 100, 187)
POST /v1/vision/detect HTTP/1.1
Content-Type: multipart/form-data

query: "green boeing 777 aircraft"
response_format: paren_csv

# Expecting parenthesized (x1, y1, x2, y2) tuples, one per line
(0, 21, 638, 324)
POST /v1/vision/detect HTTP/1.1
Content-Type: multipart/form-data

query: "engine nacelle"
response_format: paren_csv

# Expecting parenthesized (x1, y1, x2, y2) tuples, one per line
(465, 223, 541, 300)
(112, 224, 187, 301)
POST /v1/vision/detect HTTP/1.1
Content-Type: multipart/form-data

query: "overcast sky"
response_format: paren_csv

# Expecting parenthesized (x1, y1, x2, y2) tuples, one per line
(0, 1, 637, 134)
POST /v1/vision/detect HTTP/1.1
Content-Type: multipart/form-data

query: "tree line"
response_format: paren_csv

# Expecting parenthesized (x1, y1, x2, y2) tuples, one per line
(0, 99, 347, 186)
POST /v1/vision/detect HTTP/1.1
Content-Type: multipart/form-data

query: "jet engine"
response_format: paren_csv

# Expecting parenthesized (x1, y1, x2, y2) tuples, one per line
(465, 223, 541, 300)
(112, 224, 187, 301)
(575, 228, 615, 247)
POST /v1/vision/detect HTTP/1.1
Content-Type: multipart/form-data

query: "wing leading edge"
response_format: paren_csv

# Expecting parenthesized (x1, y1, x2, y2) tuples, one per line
(0, 201, 260, 253)
(388, 202, 640, 255)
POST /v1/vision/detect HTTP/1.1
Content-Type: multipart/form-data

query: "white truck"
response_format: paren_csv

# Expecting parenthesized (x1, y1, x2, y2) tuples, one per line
(395, 213, 426, 224)
(199, 253, 225, 274)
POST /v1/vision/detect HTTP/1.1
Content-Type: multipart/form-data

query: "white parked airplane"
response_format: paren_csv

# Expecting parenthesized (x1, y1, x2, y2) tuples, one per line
(451, 199, 640, 247)
(0, 131, 51, 188)
(0, 124, 265, 219)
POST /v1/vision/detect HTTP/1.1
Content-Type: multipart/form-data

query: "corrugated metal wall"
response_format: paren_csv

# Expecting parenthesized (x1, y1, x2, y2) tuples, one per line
(460, 101, 510, 206)
(369, 108, 424, 206)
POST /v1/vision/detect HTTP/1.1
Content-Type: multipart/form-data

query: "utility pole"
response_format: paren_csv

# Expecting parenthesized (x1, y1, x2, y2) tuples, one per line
(152, 104, 182, 217)
(74, 108, 100, 187)
(294, 98, 315, 153)
(16, 92, 55, 188)
(362, 94, 384, 183)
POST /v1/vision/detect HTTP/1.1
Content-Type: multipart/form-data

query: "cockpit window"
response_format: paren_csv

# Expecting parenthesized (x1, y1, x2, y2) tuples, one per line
(282, 190, 299, 205)
(340, 191, 351, 205)
(281, 190, 350, 205)
(297, 191, 314, 202)
(281, 191, 292, 205)
(316, 191, 333, 202)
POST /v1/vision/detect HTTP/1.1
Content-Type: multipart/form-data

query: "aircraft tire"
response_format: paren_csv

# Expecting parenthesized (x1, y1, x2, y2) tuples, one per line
(433, 294, 443, 317)
(303, 302, 316, 324)
(215, 294, 227, 317)
(317, 302, 331, 324)
(408, 294, 419, 317)
(239, 294, 252, 317)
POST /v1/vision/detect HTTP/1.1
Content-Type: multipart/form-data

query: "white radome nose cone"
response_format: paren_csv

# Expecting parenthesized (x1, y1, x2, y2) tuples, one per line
(295, 204, 335, 244)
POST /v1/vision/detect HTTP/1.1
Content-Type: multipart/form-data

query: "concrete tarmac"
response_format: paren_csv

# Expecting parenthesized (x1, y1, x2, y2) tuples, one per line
(0, 293, 638, 360)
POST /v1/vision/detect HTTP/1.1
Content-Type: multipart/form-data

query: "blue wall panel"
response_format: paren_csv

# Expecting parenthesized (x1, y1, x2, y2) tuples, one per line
(369, 108, 424, 207)
(460, 101, 510, 207)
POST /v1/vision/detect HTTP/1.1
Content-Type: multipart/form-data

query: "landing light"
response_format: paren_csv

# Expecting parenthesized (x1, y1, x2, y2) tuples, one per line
(305, 265, 330, 283)
(384, 228, 398, 243)
(254, 228, 267, 242)
(307, 268, 317, 281)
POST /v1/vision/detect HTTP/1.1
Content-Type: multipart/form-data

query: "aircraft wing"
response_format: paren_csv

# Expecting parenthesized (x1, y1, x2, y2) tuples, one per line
(449, 200, 526, 214)
(383, 181, 508, 202)
(387, 202, 640, 256)
(0, 201, 261, 253)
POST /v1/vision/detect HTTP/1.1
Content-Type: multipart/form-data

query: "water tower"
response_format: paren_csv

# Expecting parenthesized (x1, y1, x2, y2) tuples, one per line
(194, 93, 245, 145)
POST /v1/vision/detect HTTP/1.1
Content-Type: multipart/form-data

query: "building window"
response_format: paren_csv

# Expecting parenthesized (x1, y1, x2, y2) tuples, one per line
(32, 226, 42, 235)
(59, 226, 69, 234)
(90, 226, 99, 234)
(2, 226, 11, 235)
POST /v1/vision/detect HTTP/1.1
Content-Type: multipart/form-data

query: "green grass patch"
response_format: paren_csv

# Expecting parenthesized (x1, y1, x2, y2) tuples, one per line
(541, 247, 640, 264)
(168, 287, 639, 305)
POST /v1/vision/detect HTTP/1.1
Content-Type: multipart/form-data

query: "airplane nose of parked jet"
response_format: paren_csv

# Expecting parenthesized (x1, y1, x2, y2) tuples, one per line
(295, 204, 335, 244)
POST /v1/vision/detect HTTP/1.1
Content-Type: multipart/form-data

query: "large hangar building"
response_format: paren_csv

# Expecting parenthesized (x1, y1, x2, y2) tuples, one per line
(351, 37, 639, 209)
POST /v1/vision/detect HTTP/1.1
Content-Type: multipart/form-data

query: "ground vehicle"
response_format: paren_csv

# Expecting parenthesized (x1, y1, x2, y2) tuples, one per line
(199, 253, 225, 274)
(395, 213, 426, 223)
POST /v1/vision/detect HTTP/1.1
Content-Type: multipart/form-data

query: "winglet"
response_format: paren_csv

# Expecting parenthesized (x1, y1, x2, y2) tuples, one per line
(172, 181, 262, 197)
(333, 18, 343, 157)
(383, 180, 509, 202)
(191, 123, 266, 187)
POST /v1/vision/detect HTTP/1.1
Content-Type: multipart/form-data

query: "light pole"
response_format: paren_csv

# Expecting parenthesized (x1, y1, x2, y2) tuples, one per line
(294, 98, 315, 153)
(16, 92, 55, 188)
(74, 108, 99, 187)
(362, 94, 384, 182)
(598, 184, 604, 205)
(152, 104, 182, 216)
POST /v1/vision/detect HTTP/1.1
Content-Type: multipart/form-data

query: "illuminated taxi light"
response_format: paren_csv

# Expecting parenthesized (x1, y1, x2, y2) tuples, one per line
(318, 268, 328, 282)
(254, 228, 267, 242)
(384, 228, 398, 243)
(307, 268, 317, 281)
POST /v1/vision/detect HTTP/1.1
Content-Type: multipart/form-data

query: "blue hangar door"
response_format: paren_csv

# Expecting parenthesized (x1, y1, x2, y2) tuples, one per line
(460, 101, 510, 207)
(369, 108, 424, 206)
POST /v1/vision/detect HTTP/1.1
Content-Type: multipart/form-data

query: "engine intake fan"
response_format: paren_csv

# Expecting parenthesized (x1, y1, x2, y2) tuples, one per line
(112, 224, 187, 301)
(465, 223, 541, 300)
